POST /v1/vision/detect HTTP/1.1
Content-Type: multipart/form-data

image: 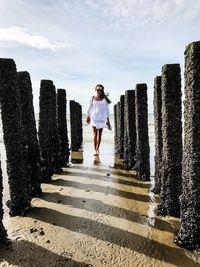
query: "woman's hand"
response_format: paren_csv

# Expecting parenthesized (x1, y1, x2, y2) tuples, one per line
(106, 118, 112, 130)
(87, 116, 90, 124)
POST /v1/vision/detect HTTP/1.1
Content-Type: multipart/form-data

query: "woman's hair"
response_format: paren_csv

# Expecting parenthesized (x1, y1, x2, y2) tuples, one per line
(95, 84, 111, 104)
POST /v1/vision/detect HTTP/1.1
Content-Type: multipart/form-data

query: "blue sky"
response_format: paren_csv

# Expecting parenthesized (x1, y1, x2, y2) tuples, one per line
(0, 0, 200, 114)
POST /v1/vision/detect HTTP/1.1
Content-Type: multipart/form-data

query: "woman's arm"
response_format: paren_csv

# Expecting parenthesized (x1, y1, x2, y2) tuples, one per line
(106, 101, 110, 118)
(106, 102, 111, 130)
(86, 97, 93, 124)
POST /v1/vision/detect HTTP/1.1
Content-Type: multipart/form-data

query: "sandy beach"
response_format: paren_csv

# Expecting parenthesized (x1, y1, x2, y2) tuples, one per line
(0, 116, 200, 266)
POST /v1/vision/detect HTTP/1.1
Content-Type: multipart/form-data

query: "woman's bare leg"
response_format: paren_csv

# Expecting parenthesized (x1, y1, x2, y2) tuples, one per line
(96, 128, 103, 153)
(92, 127, 98, 154)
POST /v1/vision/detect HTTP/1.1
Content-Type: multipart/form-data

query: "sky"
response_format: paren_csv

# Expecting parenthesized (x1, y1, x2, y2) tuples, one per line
(0, 0, 200, 114)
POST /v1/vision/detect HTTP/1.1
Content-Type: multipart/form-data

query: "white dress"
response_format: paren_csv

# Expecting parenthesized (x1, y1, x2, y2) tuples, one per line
(86, 97, 110, 129)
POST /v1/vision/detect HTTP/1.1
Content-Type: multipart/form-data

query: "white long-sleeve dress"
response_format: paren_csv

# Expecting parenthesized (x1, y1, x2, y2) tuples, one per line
(86, 97, 110, 129)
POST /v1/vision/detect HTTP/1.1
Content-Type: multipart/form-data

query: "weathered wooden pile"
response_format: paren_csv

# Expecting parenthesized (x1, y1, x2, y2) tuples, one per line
(69, 100, 83, 152)
(154, 44, 200, 250)
(114, 84, 150, 182)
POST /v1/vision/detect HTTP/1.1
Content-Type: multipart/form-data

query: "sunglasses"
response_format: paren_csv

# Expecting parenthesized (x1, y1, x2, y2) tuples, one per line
(97, 89, 103, 92)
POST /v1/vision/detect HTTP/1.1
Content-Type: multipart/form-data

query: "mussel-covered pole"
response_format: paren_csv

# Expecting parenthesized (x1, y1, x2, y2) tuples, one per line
(119, 95, 125, 159)
(115, 102, 120, 155)
(0, 159, 7, 243)
(38, 80, 54, 182)
(114, 104, 118, 152)
(134, 84, 150, 181)
(80, 104, 83, 147)
(176, 41, 200, 249)
(70, 100, 78, 151)
(17, 71, 42, 196)
(153, 76, 162, 194)
(156, 64, 182, 217)
(57, 89, 70, 166)
(77, 103, 83, 149)
(123, 90, 136, 169)
(0, 58, 31, 216)
(50, 85, 62, 173)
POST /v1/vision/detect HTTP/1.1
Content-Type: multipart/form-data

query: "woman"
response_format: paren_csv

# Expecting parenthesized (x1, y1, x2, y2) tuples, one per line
(86, 84, 111, 156)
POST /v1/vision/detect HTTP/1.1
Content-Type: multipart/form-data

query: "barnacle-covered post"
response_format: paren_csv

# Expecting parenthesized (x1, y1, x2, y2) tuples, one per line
(176, 41, 200, 249)
(57, 89, 70, 166)
(156, 64, 182, 217)
(123, 90, 136, 169)
(134, 84, 150, 181)
(0, 58, 31, 216)
(0, 159, 7, 243)
(70, 100, 83, 163)
(152, 76, 162, 194)
(50, 85, 62, 173)
(119, 95, 125, 159)
(17, 71, 42, 196)
(38, 80, 54, 182)
(70, 100, 78, 151)
(114, 104, 118, 152)
(115, 102, 120, 155)
(77, 103, 83, 150)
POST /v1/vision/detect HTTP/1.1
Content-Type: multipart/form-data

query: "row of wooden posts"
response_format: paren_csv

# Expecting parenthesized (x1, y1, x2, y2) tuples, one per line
(114, 84, 150, 182)
(0, 58, 83, 244)
(113, 41, 200, 250)
(0, 41, 200, 251)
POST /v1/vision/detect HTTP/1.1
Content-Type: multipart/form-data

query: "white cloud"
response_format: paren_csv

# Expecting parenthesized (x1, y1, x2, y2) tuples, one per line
(85, 0, 200, 29)
(0, 26, 69, 50)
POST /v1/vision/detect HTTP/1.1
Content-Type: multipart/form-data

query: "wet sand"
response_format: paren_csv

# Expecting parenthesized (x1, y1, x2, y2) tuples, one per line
(1, 121, 200, 266)
(1, 139, 200, 267)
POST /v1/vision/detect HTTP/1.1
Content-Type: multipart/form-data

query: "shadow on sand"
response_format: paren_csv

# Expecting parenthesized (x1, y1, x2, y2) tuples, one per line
(41, 191, 174, 233)
(49, 178, 151, 203)
(61, 170, 150, 189)
(28, 207, 196, 267)
(0, 239, 92, 267)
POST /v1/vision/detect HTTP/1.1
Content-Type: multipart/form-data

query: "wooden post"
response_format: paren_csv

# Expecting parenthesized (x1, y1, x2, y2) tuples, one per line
(123, 90, 136, 169)
(0, 58, 31, 216)
(57, 89, 70, 166)
(152, 76, 162, 194)
(135, 84, 150, 181)
(17, 71, 42, 196)
(114, 104, 118, 153)
(0, 158, 7, 243)
(176, 41, 200, 249)
(119, 95, 125, 159)
(70, 100, 78, 151)
(51, 85, 62, 173)
(156, 64, 182, 217)
(70, 101, 83, 163)
(38, 80, 54, 181)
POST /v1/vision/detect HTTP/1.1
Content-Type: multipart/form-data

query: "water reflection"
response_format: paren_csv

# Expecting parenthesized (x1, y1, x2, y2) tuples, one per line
(93, 154, 101, 165)
(71, 151, 83, 164)
(147, 182, 156, 227)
